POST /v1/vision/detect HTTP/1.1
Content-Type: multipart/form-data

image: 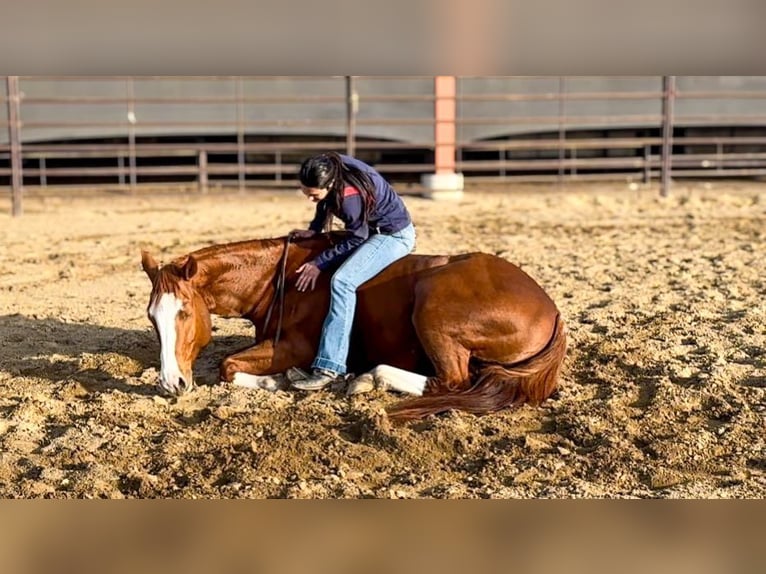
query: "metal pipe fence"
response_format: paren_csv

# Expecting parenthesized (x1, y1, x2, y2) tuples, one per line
(4, 76, 766, 215)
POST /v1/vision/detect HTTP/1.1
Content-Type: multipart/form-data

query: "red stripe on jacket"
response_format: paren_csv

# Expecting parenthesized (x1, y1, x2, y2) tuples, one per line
(343, 186, 360, 197)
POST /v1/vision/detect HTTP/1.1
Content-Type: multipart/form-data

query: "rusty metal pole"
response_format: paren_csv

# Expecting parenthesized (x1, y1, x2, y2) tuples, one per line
(345, 76, 357, 157)
(198, 150, 208, 193)
(643, 144, 651, 184)
(236, 77, 245, 192)
(558, 76, 566, 183)
(661, 76, 676, 197)
(6, 76, 23, 217)
(126, 77, 137, 193)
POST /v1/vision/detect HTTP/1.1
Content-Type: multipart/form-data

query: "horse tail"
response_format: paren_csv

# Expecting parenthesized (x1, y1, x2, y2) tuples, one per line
(386, 314, 566, 423)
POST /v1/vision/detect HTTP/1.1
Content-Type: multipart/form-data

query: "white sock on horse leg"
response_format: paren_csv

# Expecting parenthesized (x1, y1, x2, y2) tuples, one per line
(371, 364, 427, 396)
(232, 372, 285, 392)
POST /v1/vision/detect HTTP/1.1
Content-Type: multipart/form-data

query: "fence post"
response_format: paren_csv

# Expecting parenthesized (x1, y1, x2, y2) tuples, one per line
(126, 77, 137, 193)
(345, 76, 357, 157)
(198, 150, 208, 193)
(558, 76, 566, 183)
(39, 157, 47, 187)
(6, 76, 23, 217)
(236, 76, 246, 193)
(661, 76, 676, 197)
(643, 144, 651, 184)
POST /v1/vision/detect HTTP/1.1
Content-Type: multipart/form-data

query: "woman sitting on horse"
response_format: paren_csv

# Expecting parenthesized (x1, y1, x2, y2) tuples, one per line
(289, 152, 416, 390)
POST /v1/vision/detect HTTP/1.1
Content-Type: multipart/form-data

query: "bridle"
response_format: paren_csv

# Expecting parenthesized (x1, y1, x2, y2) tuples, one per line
(262, 236, 291, 347)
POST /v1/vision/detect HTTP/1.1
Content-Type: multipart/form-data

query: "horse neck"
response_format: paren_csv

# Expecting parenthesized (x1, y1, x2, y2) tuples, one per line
(191, 237, 320, 319)
(191, 239, 285, 319)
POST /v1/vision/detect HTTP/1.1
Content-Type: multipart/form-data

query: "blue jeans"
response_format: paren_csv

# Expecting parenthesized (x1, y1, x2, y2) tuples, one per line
(312, 223, 416, 375)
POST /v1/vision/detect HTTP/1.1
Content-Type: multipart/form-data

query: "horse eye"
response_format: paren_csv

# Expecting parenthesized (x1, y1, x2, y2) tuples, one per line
(178, 310, 189, 320)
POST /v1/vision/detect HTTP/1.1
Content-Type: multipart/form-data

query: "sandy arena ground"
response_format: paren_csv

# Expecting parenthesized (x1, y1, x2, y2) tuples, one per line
(0, 181, 764, 498)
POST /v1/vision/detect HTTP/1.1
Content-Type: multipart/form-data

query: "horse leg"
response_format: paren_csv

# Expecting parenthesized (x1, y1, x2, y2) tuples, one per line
(347, 364, 428, 396)
(347, 341, 469, 397)
(412, 298, 473, 394)
(420, 338, 472, 394)
(219, 335, 314, 391)
(232, 372, 286, 392)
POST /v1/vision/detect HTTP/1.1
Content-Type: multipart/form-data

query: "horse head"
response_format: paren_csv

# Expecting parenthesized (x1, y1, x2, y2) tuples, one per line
(141, 250, 212, 396)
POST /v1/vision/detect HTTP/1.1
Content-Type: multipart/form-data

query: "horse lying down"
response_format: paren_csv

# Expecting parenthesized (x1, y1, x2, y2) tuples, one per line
(141, 233, 566, 423)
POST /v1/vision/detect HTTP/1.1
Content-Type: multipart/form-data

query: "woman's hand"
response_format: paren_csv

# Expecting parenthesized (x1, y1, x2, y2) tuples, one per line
(295, 262, 321, 292)
(289, 229, 316, 240)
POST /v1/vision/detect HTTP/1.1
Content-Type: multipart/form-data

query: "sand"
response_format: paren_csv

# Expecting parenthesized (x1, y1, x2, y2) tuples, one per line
(0, 180, 763, 498)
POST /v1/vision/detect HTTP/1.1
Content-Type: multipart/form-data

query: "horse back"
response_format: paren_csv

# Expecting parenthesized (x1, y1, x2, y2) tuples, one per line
(350, 251, 558, 373)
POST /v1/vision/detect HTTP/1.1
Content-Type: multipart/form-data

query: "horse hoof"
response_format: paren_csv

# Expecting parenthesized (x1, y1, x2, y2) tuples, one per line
(347, 373, 375, 396)
(232, 372, 285, 392)
(257, 375, 286, 392)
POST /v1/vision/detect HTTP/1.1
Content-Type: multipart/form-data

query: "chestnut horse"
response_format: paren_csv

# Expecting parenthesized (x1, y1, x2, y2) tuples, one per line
(140, 233, 566, 422)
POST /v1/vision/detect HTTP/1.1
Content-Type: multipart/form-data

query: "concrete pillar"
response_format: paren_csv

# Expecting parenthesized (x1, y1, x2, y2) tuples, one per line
(421, 76, 464, 200)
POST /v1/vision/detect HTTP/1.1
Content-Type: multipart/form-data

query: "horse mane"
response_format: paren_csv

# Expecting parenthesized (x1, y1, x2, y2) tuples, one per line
(152, 232, 347, 297)
(185, 232, 346, 263)
(188, 237, 283, 260)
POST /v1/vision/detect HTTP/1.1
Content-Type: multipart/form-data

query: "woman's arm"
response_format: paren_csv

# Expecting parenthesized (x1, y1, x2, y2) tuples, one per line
(312, 194, 369, 270)
(308, 200, 329, 233)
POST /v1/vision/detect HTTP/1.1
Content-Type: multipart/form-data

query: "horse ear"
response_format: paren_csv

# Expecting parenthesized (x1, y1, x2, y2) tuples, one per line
(141, 250, 159, 282)
(180, 255, 198, 281)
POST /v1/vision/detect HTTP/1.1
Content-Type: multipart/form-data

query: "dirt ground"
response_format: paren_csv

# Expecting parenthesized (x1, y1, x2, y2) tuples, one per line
(0, 180, 764, 499)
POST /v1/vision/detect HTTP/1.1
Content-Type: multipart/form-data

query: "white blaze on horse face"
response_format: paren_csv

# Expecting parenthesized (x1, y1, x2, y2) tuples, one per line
(149, 293, 185, 393)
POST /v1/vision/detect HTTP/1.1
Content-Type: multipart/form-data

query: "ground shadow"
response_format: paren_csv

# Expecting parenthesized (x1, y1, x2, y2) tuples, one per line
(0, 313, 253, 395)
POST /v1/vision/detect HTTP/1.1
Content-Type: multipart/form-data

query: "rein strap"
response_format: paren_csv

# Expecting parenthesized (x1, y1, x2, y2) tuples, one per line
(262, 236, 291, 347)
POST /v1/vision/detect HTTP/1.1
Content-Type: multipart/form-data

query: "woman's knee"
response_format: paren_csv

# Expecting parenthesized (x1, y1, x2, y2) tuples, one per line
(330, 271, 357, 294)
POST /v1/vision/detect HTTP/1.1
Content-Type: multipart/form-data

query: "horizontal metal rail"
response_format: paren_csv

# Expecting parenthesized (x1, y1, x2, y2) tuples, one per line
(5, 75, 766, 213)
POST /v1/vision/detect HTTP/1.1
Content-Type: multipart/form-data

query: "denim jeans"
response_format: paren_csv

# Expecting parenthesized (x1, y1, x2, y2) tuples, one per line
(312, 223, 416, 375)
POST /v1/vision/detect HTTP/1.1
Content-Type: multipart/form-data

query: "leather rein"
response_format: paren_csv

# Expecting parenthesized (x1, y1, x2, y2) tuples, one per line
(261, 236, 291, 347)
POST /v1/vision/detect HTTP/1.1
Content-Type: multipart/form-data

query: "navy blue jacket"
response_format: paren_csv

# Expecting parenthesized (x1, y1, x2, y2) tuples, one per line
(308, 155, 411, 270)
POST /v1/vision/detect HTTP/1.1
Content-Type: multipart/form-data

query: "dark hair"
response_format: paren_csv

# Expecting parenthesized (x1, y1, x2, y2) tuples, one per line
(298, 152, 376, 230)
